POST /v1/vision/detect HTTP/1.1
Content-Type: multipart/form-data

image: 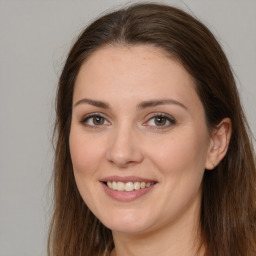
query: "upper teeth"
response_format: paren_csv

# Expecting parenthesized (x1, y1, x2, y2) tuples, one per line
(106, 181, 153, 192)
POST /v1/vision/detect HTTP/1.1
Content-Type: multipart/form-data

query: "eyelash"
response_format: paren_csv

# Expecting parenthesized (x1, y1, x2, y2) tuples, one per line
(80, 113, 176, 129)
(80, 112, 110, 128)
(144, 113, 176, 129)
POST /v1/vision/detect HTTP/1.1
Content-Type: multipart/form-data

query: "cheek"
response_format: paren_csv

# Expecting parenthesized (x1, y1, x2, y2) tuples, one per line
(146, 129, 209, 178)
(69, 128, 105, 175)
(69, 127, 106, 212)
(144, 130, 209, 220)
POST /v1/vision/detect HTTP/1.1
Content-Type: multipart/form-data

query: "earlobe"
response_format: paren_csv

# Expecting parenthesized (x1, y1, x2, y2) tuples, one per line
(205, 118, 232, 170)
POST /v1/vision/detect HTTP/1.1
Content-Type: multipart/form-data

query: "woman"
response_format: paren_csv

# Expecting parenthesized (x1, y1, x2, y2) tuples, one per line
(48, 3, 256, 256)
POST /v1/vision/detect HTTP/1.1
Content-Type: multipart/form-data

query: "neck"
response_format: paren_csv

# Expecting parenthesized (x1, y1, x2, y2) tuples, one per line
(111, 196, 204, 256)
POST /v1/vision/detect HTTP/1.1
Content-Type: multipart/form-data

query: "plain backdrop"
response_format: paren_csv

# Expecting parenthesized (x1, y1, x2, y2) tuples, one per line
(0, 0, 255, 255)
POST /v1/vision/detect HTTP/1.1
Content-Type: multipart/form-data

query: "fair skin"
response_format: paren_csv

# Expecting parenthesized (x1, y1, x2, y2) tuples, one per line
(69, 45, 231, 256)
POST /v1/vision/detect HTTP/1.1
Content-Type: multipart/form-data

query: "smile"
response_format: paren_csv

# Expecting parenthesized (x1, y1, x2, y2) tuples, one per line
(106, 181, 154, 192)
(100, 176, 157, 201)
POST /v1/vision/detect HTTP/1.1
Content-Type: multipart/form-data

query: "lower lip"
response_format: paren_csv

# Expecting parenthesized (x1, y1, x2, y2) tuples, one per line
(101, 182, 155, 202)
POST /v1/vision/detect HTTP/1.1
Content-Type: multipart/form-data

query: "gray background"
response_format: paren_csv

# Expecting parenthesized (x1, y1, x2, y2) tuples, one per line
(0, 0, 255, 256)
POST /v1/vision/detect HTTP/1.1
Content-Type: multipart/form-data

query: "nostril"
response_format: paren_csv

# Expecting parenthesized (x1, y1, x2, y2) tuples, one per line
(107, 146, 144, 167)
(106, 129, 144, 166)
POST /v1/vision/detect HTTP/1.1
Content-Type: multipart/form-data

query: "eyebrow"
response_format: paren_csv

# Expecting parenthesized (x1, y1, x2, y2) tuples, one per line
(74, 98, 110, 108)
(74, 98, 187, 110)
(137, 99, 187, 110)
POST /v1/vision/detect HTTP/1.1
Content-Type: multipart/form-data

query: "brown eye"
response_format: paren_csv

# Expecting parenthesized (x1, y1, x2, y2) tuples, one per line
(154, 116, 167, 126)
(93, 116, 104, 125)
(144, 114, 176, 129)
(81, 114, 110, 127)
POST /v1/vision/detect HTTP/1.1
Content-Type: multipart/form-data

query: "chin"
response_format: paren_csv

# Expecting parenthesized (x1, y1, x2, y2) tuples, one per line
(105, 222, 150, 234)
(98, 210, 155, 234)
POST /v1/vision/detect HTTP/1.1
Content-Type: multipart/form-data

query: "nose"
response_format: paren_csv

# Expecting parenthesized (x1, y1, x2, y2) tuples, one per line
(106, 125, 144, 168)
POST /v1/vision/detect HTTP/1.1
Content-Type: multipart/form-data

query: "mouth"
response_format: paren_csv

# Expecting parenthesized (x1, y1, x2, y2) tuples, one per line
(100, 176, 157, 201)
(103, 181, 155, 191)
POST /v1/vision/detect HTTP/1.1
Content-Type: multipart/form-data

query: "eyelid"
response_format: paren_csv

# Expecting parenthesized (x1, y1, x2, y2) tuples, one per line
(80, 112, 111, 128)
(79, 112, 176, 130)
(143, 112, 176, 129)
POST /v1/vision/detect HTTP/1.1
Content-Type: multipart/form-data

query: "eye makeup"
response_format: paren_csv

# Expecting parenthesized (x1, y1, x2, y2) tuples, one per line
(80, 112, 111, 128)
(143, 113, 176, 130)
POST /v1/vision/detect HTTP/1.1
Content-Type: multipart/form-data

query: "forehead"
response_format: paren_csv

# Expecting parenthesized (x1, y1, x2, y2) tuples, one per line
(73, 45, 202, 112)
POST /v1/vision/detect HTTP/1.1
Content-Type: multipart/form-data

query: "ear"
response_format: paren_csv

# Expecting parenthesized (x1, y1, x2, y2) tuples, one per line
(205, 118, 232, 170)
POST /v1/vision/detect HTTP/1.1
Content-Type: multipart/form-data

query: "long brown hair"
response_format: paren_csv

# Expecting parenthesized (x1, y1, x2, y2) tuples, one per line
(48, 3, 256, 256)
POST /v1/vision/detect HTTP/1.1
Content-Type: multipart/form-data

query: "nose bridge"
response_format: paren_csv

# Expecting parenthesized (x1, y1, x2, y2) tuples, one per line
(107, 121, 143, 167)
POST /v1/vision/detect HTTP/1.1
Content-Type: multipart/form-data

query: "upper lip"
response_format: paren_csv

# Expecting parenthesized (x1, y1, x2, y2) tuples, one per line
(100, 176, 157, 183)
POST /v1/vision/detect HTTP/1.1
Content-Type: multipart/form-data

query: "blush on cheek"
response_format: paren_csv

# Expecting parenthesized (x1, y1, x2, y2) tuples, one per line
(70, 136, 104, 175)
(150, 132, 205, 180)
(71, 149, 97, 175)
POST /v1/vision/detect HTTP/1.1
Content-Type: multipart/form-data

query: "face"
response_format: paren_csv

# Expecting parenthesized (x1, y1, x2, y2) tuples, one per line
(69, 45, 213, 235)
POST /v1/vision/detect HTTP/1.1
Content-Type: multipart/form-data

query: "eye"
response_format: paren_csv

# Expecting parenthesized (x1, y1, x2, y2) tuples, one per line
(144, 114, 176, 129)
(81, 113, 110, 128)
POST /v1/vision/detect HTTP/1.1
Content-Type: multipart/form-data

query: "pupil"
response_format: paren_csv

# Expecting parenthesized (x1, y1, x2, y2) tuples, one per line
(93, 116, 104, 125)
(155, 116, 166, 126)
